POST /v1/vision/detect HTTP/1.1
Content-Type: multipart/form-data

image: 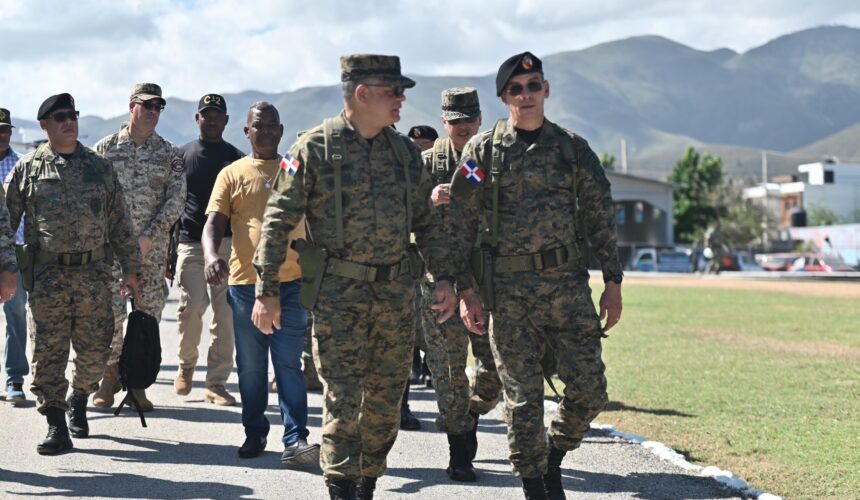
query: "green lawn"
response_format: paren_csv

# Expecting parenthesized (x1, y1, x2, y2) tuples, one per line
(550, 283, 859, 499)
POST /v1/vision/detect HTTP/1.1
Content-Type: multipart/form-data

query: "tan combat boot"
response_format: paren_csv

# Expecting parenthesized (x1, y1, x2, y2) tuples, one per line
(92, 364, 121, 408)
(130, 389, 154, 412)
(204, 385, 236, 406)
(174, 366, 194, 396)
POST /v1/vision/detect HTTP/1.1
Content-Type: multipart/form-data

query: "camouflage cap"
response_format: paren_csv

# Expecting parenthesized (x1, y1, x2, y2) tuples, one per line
(441, 87, 481, 120)
(340, 54, 416, 88)
(130, 83, 165, 103)
(0, 108, 13, 128)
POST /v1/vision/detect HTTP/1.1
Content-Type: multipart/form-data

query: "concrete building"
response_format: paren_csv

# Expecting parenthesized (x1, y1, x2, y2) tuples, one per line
(606, 171, 674, 266)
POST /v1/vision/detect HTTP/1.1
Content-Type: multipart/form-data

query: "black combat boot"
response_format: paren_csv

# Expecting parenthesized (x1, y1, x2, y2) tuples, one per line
(355, 476, 377, 500)
(466, 410, 480, 461)
(521, 476, 548, 500)
(544, 446, 567, 500)
(67, 390, 90, 438)
(328, 479, 356, 500)
(446, 433, 477, 482)
(37, 407, 73, 455)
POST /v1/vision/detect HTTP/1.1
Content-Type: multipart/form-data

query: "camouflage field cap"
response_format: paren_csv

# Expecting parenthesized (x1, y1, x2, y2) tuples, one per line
(0, 108, 13, 128)
(441, 87, 481, 120)
(340, 54, 416, 88)
(130, 83, 165, 104)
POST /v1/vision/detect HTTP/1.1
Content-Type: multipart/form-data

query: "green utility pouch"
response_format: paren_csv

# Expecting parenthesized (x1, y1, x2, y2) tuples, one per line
(406, 243, 424, 280)
(15, 244, 36, 292)
(292, 239, 328, 310)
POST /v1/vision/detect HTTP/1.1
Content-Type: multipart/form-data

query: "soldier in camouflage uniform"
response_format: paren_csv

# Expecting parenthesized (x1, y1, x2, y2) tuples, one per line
(252, 54, 456, 500)
(5, 93, 140, 455)
(445, 53, 624, 500)
(418, 87, 503, 482)
(93, 83, 186, 411)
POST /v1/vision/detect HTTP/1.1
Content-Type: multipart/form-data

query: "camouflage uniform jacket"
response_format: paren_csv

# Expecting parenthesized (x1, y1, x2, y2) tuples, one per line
(0, 189, 17, 268)
(446, 118, 622, 284)
(254, 112, 448, 298)
(5, 142, 140, 275)
(93, 125, 185, 264)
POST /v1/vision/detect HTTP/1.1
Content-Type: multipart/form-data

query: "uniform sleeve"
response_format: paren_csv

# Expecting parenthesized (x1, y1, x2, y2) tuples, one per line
(443, 134, 488, 288)
(574, 138, 623, 281)
(4, 159, 26, 238)
(0, 186, 18, 268)
(106, 164, 142, 276)
(409, 143, 447, 278)
(253, 141, 313, 298)
(206, 168, 233, 217)
(143, 145, 187, 239)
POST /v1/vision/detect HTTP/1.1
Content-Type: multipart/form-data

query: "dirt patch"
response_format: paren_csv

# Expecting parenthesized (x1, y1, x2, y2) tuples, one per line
(613, 275, 860, 300)
(695, 329, 860, 361)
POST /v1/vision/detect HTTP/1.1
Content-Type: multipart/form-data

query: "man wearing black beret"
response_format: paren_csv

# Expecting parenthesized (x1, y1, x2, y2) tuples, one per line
(443, 52, 625, 499)
(407, 125, 438, 151)
(5, 93, 141, 454)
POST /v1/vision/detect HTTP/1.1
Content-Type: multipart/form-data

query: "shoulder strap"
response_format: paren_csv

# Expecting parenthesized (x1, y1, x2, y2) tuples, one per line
(323, 118, 345, 250)
(432, 138, 449, 176)
(488, 119, 508, 247)
(383, 128, 414, 239)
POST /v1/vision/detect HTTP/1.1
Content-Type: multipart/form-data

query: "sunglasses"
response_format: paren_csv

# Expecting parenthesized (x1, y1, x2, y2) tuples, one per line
(50, 110, 80, 122)
(363, 83, 406, 98)
(506, 80, 544, 97)
(447, 116, 479, 126)
(139, 101, 165, 112)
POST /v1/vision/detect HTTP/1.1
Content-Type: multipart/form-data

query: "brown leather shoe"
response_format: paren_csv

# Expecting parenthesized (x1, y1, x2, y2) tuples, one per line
(174, 367, 194, 396)
(130, 389, 154, 412)
(270, 377, 277, 393)
(92, 364, 121, 408)
(204, 385, 236, 406)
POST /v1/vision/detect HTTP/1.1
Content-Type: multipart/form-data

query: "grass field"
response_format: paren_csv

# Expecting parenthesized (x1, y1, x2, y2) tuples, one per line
(557, 279, 860, 499)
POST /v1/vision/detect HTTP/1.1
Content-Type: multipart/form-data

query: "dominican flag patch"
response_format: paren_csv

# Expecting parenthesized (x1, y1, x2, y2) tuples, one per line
(458, 159, 484, 185)
(280, 154, 300, 176)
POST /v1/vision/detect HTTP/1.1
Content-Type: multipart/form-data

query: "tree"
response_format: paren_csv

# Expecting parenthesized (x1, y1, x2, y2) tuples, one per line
(807, 205, 843, 226)
(600, 152, 615, 171)
(668, 147, 725, 243)
(715, 181, 779, 247)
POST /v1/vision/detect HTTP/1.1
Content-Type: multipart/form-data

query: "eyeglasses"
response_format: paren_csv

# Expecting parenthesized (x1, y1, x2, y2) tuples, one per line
(447, 116, 479, 126)
(50, 110, 80, 122)
(506, 80, 544, 97)
(363, 84, 406, 98)
(139, 101, 165, 112)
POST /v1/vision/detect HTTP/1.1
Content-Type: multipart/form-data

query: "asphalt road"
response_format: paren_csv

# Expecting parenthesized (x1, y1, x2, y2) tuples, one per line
(0, 285, 748, 499)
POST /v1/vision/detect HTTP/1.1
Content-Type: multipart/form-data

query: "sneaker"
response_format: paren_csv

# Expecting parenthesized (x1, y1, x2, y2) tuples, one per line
(204, 385, 236, 406)
(280, 438, 320, 466)
(238, 435, 267, 458)
(5, 383, 25, 405)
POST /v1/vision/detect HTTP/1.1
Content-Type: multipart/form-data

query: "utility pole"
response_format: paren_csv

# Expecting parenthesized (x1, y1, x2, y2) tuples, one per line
(620, 138, 628, 174)
(761, 151, 769, 249)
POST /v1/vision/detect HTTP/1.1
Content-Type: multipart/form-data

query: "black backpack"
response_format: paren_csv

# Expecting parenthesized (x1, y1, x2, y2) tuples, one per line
(114, 300, 161, 427)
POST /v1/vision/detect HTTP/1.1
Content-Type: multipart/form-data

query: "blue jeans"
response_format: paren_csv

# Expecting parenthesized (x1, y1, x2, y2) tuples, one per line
(228, 282, 308, 446)
(3, 272, 28, 386)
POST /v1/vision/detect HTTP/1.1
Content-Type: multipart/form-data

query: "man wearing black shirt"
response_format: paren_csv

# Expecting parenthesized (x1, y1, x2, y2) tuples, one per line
(174, 94, 244, 405)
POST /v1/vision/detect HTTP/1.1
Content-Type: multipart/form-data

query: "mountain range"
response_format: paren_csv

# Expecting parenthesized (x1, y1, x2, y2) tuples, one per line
(10, 25, 860, 181)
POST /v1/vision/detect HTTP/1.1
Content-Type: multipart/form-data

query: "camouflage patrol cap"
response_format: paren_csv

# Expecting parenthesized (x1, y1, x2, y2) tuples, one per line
(37, 93, 76, 120)
(340, 54, 416, 88)
(130, 83, 166, 104)
(0, 108, 13, 128)
(496, 51, 543, 96)
(441, 87, 481, 120)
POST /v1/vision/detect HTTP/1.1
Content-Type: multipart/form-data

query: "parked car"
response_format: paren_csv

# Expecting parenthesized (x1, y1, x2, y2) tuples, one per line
(756, 253, 800, 271)
(789, 253, 856, 272)
(632, 248, 693, 273)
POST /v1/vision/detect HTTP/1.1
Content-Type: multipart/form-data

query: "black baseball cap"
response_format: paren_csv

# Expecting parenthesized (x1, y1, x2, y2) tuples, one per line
(198, 94, 227, 113)
(496, 51, 543, 96)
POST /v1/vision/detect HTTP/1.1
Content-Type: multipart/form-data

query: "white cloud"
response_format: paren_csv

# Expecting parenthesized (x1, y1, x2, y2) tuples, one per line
(1, 0, 857, 118)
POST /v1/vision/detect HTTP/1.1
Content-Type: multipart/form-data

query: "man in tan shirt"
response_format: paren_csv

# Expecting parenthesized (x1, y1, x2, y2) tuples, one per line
(202, 101, 319, 466)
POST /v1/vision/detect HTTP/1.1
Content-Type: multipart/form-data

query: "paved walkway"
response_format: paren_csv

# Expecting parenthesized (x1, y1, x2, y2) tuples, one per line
(0, 286, 746, 499)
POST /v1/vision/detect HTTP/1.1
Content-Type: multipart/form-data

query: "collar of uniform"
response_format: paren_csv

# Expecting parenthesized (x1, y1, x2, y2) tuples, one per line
(501, 118, 551, 148)
(336, 111, 359, 142)
(42, 141, 81, 164)
(116, 124, 162, 148)
(443, 137, 462, 163)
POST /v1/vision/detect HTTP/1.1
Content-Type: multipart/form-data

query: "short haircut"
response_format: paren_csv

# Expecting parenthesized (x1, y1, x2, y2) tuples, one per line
(247, 101, 279, 123)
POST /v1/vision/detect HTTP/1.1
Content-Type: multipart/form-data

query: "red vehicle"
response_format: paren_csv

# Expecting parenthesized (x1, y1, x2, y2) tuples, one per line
(790, 253, 857, 272)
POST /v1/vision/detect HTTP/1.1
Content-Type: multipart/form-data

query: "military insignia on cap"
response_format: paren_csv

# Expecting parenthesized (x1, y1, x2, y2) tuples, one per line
(171, 158, 185, 172)
(522, 55, 534, 70)
(414, 129, 421, 138)
(0, 110, 6, 120)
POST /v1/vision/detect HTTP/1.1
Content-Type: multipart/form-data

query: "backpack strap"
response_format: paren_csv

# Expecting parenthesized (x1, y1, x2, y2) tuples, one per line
(323, 118, 345, 250)
(488, 119, 508, 248)
(383, 127, 414, 240)
(432, 138, 449, 177)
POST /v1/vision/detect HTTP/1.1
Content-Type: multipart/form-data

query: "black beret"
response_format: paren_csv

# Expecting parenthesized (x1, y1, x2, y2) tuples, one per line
(37, 93, 76, 120)
(407, 125, 438, 141)
(496, 51, 543, 96)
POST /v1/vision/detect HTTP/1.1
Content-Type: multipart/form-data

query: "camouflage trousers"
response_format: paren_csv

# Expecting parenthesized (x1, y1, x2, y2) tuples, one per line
(107, 260, 169, 365)
(419, 281, 502, 434)
(490, 271, 608, 479)
(27, 263, 114, 414)
(312, 275, 414, 483)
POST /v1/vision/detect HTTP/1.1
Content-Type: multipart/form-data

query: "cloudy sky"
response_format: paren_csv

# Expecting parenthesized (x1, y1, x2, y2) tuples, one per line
(2, 0, 859, 119)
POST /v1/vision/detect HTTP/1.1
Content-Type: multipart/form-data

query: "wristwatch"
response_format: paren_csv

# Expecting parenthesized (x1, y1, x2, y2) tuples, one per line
(605, 273, 623, 285)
